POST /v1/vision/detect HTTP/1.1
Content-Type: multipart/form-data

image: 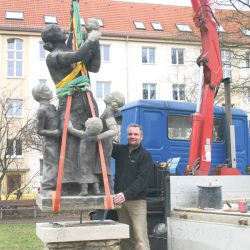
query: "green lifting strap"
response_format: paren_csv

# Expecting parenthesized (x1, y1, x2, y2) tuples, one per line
(56, 75, 90, 98)
(71, 1, 83, 48)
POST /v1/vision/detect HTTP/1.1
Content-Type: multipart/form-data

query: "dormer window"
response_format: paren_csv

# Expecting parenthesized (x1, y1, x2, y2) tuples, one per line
(241, 28, 250, 36)
(44, 15, 57, 24)
(218, 25, 225, 33)
(96, 18, 104, 27)
(151, 22, 163, 31)
(6, 11, 24, 20)
(176, 24, 192, 32)
(80, 18, 85, 26)
(134, 21, 146, 30)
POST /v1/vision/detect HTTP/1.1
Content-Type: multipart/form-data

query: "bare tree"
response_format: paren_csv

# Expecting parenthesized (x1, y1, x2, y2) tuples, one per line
(181, 1, 250, 106)
(212, 1, 250, 104)
(215, 0, 250, 12)
(0, 88, 42, 200)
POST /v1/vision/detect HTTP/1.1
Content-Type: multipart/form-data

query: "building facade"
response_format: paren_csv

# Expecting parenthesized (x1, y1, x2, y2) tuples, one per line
(0, 0, 249, 196)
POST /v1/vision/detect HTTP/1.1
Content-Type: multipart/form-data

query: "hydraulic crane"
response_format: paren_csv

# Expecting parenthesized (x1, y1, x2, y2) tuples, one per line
(185, 0, 240, 175)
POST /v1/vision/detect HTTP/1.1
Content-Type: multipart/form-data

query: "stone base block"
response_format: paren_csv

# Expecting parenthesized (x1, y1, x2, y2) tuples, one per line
(45, 239, 120, 250)
(36, 220, 129, 250)
(36, 194, 120, 212)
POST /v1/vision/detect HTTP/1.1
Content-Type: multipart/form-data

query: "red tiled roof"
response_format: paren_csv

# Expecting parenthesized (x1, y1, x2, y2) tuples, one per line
(0, 0, 249, 44)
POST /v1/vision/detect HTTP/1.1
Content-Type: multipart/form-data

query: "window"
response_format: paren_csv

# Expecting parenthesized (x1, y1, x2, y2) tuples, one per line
(213, 118, 224, 142)
(6, 99, 23, 117)
(134, 21, 145, 30)
(96, 18, 104, 27)
(171, 48, 184, 65)
(151, 22, 163, 31)
(173, 84, 185, 101)
(7, 39, 23, 77)
(100, 45, 110, 62)
(6, 139, 22, 156)
(218, 25, 225, 33)
(39, 41, 46, 59)
(168, 115, 224, 142)
(7, 175, 21, 194)
(142, 47, 155, 64)
(96, 81, 111, 99)
(39, 79, 47, 85)
(221, 50, 232, 78)
(168, 115, 192, 140)
(6, 11, 23, 20)
(39, 159, 44, 179)
(247, 112, 250, 130)
(44, 15, 57, 24)
(241, 28, 250, 36)
(143, 83, 156, 100)
(246, 52, 250, 68)
(80, 18, 85, 26)
(176, 24, 192, 32)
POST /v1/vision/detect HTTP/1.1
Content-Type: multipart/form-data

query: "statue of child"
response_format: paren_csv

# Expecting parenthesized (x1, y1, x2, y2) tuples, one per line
(94, 91, 125, 193)
(68, 117, 103, 196)
(32, 84, 60, 196)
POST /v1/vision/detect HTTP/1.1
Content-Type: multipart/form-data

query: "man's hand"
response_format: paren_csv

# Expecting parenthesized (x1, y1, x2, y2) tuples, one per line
(113, 192, 126, 205)
(87, 30, 101, 42)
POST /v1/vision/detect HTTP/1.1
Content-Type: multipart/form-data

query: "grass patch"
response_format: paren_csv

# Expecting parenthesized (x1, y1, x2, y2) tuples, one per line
(0, 224, 43, 250)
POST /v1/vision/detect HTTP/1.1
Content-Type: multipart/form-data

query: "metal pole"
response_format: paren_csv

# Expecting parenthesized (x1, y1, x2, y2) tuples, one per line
(196, 63, 204, 113)
(223, 77, 233, 168)
(164, 173, 171, 225)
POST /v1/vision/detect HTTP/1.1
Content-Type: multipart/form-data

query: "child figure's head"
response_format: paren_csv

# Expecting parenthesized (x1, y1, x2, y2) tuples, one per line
(85, 18, 100, 33)
(85, 117, 103, 135)
(32, 83, 53, 102)
(104, 91, 125, 112)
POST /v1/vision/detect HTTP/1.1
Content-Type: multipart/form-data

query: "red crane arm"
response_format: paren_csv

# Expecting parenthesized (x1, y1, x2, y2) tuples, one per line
(186, 0, 223, 175)
(192, 0, 222, 88)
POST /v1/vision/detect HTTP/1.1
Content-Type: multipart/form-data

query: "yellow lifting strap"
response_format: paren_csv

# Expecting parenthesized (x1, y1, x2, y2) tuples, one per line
(56, 62, 87, 90)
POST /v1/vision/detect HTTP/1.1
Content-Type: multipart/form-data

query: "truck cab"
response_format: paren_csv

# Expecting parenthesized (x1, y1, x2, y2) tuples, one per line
(116, 100, 250, 177)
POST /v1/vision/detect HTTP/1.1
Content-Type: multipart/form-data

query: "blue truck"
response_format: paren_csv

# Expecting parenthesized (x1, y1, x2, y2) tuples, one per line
(112, 99, 250, 249)
(116, 99, 249, 176)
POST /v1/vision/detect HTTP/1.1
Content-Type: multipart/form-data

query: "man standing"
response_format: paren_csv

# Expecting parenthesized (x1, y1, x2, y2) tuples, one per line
(112, 124, 153, 250)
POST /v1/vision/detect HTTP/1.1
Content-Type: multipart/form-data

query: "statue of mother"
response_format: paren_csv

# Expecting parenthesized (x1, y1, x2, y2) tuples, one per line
(41, 19, 101, 195)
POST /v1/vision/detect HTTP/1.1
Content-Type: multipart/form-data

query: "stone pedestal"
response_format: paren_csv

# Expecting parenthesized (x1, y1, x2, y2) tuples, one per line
(45, 239, 120, 250)
(36, 194, 120, 212)
(36, 195, 126, 249)
(36, 220, 129, 250)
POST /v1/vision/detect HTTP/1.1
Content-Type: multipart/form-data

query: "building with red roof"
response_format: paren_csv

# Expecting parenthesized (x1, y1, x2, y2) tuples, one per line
(0, 0, 249, 196)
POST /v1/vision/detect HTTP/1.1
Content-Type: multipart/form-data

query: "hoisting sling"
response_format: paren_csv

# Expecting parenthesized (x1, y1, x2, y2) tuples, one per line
(52, 0, 113, 212)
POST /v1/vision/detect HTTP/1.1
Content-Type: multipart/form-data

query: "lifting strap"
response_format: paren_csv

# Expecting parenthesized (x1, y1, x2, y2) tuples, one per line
(52, 0, 113, 212)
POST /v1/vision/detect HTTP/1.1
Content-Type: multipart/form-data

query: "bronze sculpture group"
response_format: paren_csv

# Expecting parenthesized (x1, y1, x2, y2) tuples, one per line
(32, 19, 125, 196)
